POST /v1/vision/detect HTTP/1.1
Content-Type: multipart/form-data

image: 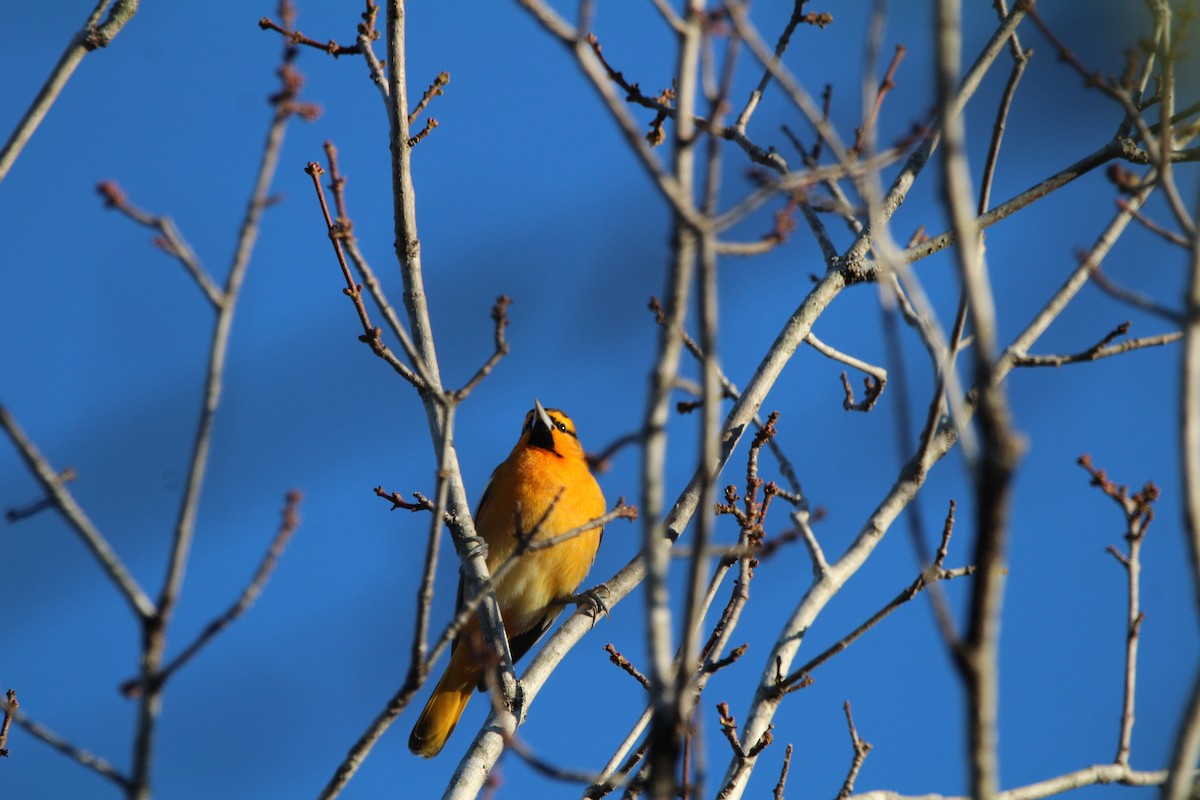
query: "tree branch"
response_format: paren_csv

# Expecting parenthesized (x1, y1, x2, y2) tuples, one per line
(0, 0, 141, 183)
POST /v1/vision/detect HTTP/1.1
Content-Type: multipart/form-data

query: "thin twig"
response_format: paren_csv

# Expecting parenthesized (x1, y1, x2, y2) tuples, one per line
(258, 15, 366, 57)
(373, 486, 436, 512)
(605, 644, 651, 689)
(586, 708, 654, 798)
(408, 71, 450, 124)
(321, 140, 429, 380)
(405, 407, 457, 699)
(584, 30, 785, 173)
(586, 431, 643, 474)
(772, 743, 793, 800)
(122, 491, 303, 697)
(305, 162, 424, 388)
(780, 561, 973, 692)
(1119, 198, 1190, 247)
(1013, 330, 1182, 367)
(725, 0, 851, 168)
(837, 701, 872, 799)
(1077, 456, 1156, 767)
(1089, 264, 1183, 324)
(451, 296, 512, 401)
(0, 689, 15, 757)
(902, 138, 1143, 267)
(0, 0, 141, 183)
(5, 466, 75, 522)
(0, 404, 155, 620)
(96, 181, 223, 308)
(978, 0, 1029, 217)
(851, 45, 906, 156)
(516, 2, 707, 229)
(804, 332, 887, 411)
(13, 710, 132, 789)
(503, 732, 600, 785)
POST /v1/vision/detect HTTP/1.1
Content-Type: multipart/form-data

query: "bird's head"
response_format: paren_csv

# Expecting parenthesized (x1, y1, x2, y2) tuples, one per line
(519, 399, 586, 461)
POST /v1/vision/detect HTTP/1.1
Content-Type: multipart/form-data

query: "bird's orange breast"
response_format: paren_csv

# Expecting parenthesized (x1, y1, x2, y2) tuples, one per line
(476, 445, 604, 633)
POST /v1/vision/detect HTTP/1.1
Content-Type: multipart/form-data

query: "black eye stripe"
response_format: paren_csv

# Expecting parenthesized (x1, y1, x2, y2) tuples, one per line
(549, 412, 576, 438)
(522, 408, 579, 439)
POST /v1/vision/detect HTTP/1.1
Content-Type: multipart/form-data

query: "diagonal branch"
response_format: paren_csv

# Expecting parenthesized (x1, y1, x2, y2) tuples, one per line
(450, 296, 512, 401)
(96, 181, 224, 308)
(122, 491, 302, 697)
(803, 331, 887, 412)
(13, 709, 132, 790)
(0, 0, 141, 183)
(305, 161, 425, 388)
(0, 404, 155, 620)
(320, 140, 430, 382)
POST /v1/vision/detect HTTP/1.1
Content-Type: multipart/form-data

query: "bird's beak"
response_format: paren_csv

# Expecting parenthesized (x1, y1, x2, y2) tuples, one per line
(534, 399, 553, 429)
(529, 399, 556, 452)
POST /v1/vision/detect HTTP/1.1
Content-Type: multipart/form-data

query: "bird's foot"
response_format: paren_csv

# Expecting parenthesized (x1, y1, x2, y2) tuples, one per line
(572, 585, 611, 627)
(460, 534, 488, 561)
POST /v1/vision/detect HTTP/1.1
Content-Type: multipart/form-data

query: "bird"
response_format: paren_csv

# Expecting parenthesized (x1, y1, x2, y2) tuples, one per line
(408, 400, 606, 758)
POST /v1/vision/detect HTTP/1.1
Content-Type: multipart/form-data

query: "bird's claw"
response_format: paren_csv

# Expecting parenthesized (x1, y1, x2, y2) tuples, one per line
(572, 585, 611, 627)
(461, 535, 488, 561)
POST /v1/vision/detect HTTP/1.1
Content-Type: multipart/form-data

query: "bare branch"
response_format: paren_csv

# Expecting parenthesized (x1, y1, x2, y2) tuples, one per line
(780, 558, 973, 693)
(258, 15, 366, 57)
(374, 486, 436, 512)
(851, 45, 906, 156)
(1013, 326, 1183, 368)
(846, 764, 1169, 800)
(605, 644, 651, 689)
(408, 71, 450, 124)
(837, 701, 872, 800)
(450, 295, 513, 402)
(804, 331, 887, 411)
(0, 690, 15, 758)
(1092, 262, 1183, 323)
(515, 3, 708, 229)
(13, 709, 132, 790)
(96, 181, 224, 308)
(0, 0, 141, 183)
(903, 138, 1141, 267)
(122, 491, 303, 698)
(304, 162, 424, 388)
(503, 732, 599, 786)
(320, 140, 430, 380)
(1119, 197, 1190, 248)
(772, 743, 793, 800)
(0, 404, 155, 620)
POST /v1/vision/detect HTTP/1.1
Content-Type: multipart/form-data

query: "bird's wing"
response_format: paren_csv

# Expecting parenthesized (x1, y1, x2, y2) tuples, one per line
(505, 606, 566, 665)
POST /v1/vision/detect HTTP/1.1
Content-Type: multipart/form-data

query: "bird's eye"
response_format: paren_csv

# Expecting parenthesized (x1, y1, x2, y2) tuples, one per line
(555, 421, 567, 432)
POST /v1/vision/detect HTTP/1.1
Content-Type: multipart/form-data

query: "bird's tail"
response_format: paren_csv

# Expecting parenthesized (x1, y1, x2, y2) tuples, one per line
(408, 660, 476, 758)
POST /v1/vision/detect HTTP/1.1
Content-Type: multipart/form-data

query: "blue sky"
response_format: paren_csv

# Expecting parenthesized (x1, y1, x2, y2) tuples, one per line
(1, 2, 1196, 799)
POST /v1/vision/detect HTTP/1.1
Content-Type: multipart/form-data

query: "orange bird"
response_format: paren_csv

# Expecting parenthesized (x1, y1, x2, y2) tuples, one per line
(408, 400, 606, 758)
